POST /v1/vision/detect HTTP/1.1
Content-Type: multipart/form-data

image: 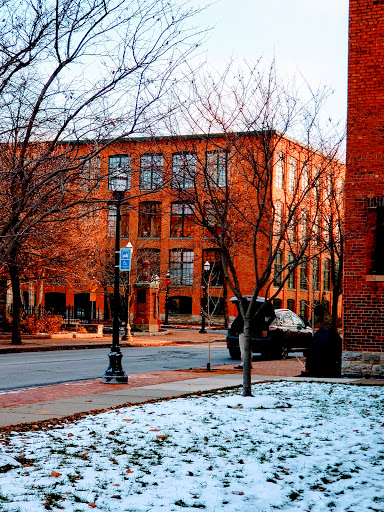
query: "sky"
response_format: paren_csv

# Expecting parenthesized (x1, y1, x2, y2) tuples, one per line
(193, 0, 349, 126)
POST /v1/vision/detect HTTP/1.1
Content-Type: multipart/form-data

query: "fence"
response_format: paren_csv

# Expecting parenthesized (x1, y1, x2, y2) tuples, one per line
(6, 305, 102, 324)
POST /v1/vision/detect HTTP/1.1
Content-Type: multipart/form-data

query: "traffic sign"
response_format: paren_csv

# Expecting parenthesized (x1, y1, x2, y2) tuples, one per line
(120, 247, 132, 271)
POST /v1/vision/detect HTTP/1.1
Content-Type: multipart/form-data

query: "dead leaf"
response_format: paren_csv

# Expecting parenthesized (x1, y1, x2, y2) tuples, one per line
(109, 458, 118, 465)
(51, 471, 62, 478)
(149, 429, 160, 432)
(68, 433, 73, 437)
(88, 503, 96, 508)
(156, 435, 168, 439)
(82, 453, 88, 459)
(126, 468, 134, 474)
(123, 419, 132, 422)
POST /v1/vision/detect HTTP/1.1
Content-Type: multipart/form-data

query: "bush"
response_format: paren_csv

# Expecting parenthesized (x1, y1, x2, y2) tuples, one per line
(21, 313, 63, 334)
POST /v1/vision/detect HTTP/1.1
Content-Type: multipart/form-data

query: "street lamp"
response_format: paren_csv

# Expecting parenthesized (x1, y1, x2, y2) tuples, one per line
(202, 260, 212, 371)
(199, 260, 210, 334)
(164, 269, 171, 326)
(102, 188, 128, 384)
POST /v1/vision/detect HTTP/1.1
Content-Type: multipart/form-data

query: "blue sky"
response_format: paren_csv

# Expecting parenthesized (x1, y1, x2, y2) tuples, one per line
(193, 0, 349, 125)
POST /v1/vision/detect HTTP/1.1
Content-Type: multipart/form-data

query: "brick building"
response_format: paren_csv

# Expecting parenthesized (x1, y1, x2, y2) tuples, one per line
(6, 131, 340, 328)
(343, 0, 384, 377)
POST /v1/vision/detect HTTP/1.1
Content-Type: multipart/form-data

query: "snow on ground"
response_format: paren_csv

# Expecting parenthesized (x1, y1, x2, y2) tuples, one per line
(0, 381, 383, 512)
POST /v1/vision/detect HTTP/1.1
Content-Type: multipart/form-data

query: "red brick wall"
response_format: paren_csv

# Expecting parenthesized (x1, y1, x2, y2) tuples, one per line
(344, 0, 384, 353)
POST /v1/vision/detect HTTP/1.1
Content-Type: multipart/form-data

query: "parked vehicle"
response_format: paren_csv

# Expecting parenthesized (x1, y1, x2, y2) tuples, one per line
(226, 296, 313, 360)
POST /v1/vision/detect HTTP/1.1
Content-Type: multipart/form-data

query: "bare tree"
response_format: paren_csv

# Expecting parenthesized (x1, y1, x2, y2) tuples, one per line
(0, 0, 205, 343)
(166, 61, 344, 395)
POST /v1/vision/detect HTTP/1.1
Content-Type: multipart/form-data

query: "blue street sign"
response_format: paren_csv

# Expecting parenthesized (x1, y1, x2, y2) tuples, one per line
(120, 247, 132, 271)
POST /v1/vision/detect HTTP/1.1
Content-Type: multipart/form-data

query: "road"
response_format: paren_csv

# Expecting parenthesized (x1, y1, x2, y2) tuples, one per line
(0, 343, 231, 392)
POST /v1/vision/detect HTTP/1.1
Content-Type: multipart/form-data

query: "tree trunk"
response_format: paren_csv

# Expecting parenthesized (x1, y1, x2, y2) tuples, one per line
(223, 280, 229, 329)
(242, 318, 252, 396)
(9, 261, 22, 345)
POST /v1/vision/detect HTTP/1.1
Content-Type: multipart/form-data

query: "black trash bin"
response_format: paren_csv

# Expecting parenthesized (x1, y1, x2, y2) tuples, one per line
(305, 327, 342, 377)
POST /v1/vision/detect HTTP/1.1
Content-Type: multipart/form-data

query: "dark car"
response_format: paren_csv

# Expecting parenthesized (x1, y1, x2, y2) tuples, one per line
(226, 296, 313, 360)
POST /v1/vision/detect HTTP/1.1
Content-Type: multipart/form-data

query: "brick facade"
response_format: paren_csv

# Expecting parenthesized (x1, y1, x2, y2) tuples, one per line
(343, 0, 384, 377)
(8, 132, 338, 330)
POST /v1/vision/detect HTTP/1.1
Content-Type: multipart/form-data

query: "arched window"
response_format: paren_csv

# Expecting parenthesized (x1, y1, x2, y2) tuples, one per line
(287, 298, 295, 312)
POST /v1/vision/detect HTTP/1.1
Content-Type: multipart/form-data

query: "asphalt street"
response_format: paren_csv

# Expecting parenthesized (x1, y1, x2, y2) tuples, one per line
(0, 343, 231, 392)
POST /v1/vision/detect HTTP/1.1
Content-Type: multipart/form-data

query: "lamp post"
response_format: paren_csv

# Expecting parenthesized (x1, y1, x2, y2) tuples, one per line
(164, 269, 171, 326)
(199, 261, 210, 334)
(202, 260, 212, 371)
(102, 189, 128, 384)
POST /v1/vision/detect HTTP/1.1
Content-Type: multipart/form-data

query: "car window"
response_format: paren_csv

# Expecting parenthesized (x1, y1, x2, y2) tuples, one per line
(290, 312, 305, 327)
(281, 312, 294, 326)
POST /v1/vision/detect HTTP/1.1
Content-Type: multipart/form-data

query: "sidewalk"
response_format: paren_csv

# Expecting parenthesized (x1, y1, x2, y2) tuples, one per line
(0, 329, 382, 430)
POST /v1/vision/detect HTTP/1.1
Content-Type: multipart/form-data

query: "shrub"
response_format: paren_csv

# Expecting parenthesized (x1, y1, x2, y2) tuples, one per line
(21, 313, 63, 334)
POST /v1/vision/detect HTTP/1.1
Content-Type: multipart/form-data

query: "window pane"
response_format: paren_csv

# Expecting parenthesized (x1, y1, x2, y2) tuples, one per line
(138, 202, 161, 238)
(140, 154, 163, 190)
(275, 152, 284, 189)
(170, 203, 194, 237)
(108, 155, 131, 191)
(172, 153, 196, 189)
(206, 151, 227, 187)
(169, 249, 194, 286)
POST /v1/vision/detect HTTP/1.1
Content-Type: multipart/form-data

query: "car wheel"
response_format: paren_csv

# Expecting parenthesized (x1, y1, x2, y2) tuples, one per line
(228, 347, 241, 360)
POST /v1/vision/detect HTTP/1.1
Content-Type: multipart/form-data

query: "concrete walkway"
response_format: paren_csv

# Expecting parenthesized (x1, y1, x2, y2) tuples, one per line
(0, 329, 382, 430)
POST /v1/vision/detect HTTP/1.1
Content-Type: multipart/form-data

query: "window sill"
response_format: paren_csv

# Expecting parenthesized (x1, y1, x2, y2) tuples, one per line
(138, 236, 160, 239)
(169, 236, 194, 239)
(366, 274, 384, 282)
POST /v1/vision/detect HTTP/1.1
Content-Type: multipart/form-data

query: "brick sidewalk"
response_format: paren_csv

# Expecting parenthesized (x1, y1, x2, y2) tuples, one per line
(0, 359, 304, 409)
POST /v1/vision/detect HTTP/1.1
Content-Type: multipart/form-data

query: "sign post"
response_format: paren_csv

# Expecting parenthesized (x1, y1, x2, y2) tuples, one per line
(121, 242, 133, 342)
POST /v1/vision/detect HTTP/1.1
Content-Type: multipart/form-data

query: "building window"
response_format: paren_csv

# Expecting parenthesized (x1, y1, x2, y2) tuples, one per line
(108, 154, 131, 191)
(287, 298, 295, 312)
(301, 163, 310, 191)
(83, 156, 100, 190)
(171, 152, 196, 189)
(287, 253, 296, 289)
(300, 210, 308, 243)
(140, 154, 163, 190)
(274, 201, 283, 236)
(108, 206, 129, 237)
(136, 248, 160, 281)
(202, 249, 224, 286)
(273, 298, 282, 309)
(170, 203, 194, 237)
(121, 208, 129, 238)
(275, 152, 285, 189)
(288, 157, 297, 194)
(108, 206, 117, 237)
(206, 151, 227, 188)
(312, 257, 320, 291)
(288, 212, 297, 243)
(274, 249, 283, 286)
(374, 207, 384, 274)
(300, 260, 308, 290)
(138, 202, 161, 238)
(323, 258, 331, 291)
(299, 300, 307, 322)
(169, 249, 194, 286)
(168, 296, 192, 315)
